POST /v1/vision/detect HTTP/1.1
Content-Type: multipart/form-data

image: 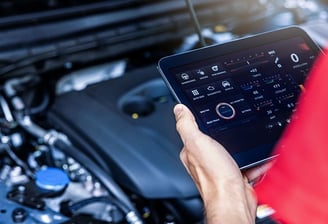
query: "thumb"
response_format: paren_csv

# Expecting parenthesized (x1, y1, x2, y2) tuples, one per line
(173, 104, 200, 143)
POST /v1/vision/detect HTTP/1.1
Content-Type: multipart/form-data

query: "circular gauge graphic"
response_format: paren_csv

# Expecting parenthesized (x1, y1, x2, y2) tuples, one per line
(215, 102, 236, 120)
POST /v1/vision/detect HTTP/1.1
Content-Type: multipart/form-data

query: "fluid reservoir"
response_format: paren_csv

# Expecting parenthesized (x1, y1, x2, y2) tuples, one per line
(35, 167, 70, 192)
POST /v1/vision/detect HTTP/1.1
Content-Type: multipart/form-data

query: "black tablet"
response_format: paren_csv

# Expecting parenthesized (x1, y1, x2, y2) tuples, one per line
(158, 26, 322, 169)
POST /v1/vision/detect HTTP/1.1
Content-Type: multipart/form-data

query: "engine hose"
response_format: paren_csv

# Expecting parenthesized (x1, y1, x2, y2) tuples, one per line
(63, 196, 126, 215)
(0, 143, 34, 178)
(53, 139, 143, 224)
(14, 111, 143, 224)
(28, 91, 50, 115)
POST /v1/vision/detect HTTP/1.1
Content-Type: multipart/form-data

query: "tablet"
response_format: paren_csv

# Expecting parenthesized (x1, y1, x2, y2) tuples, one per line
(158, 26, 322, 169)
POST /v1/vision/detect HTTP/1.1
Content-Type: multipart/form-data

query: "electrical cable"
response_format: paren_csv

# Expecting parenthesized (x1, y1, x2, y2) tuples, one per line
(0, 95, 14, 122)
(52, 139, 143, 224)
(63, 196, 128, 216)
(9, 95, 143, 224)
(0, 51, 58, 77)
(14, 113, 143, 224)
(28, 91, 50, 115)
(0, 143, 34, 178)
(185, 0, 207, 47)
(0, 1, 208, 77)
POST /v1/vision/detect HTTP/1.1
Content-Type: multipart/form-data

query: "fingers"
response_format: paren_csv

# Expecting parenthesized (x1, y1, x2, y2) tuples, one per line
(243, 161, 274, 185)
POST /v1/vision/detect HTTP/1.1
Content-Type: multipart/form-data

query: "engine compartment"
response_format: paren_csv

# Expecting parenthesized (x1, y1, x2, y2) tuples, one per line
(0, 0, 327, 223)
(0, 147, 121, 224)
(49, 65, 195, 199)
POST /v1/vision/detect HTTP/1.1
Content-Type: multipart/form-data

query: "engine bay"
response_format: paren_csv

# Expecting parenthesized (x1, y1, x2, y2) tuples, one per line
(0, 0, 327, 223)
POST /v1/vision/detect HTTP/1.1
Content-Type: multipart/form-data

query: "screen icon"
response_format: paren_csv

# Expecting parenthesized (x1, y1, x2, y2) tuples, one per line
(222, 80, 231, 88)
(181, 73, 190, 80)
(191, 89, 200, 96)
(211, 65, 219, 72)
(216, 102, 236, 120)
(290, 53, 300, 63)
(250, 68, 258, 73)
(196, 69, 205, 76)
(274, 57, 282, 68)
(207, 85, 216, 91)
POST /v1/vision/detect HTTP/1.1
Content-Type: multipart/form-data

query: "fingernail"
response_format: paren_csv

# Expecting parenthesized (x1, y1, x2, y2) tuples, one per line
(174, 104, 184, 116)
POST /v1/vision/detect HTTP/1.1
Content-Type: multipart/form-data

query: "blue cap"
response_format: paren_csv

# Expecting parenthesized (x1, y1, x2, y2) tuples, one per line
(35, 167, 70, 191)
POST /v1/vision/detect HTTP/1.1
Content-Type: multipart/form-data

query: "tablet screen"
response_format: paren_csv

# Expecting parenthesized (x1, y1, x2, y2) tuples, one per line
(159, 27, 321, 168)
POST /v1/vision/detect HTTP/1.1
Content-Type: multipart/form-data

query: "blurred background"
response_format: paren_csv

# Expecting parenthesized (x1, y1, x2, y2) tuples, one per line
(0, 1, 326, 224)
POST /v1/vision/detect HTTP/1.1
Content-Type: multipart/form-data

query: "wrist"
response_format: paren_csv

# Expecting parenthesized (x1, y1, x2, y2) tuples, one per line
(202, 180, 257, 224)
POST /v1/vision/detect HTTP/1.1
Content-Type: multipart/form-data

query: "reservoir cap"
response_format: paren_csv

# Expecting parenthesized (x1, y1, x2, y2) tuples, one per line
(35, 167, 70, 191)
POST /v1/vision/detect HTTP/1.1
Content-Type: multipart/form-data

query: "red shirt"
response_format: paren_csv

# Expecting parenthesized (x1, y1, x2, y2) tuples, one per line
(255, 50, 328, 223)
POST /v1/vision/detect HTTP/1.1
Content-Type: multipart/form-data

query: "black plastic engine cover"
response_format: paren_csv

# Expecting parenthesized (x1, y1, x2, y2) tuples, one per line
(48, 65, 198, 199)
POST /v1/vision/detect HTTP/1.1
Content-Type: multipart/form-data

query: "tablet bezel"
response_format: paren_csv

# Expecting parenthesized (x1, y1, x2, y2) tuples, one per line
(158, 26, 322, 169)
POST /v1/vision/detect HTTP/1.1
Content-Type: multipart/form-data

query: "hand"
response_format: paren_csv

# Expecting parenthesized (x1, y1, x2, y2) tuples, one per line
(174, 104, 257, 224)
(244, 162, 273, 186)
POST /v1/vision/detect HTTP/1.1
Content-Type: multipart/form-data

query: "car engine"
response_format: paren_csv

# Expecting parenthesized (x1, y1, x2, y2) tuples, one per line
(0, 0, 327, 223)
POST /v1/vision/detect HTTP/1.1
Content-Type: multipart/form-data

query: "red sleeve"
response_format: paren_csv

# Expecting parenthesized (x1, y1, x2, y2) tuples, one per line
(255, 50, 328, 224)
